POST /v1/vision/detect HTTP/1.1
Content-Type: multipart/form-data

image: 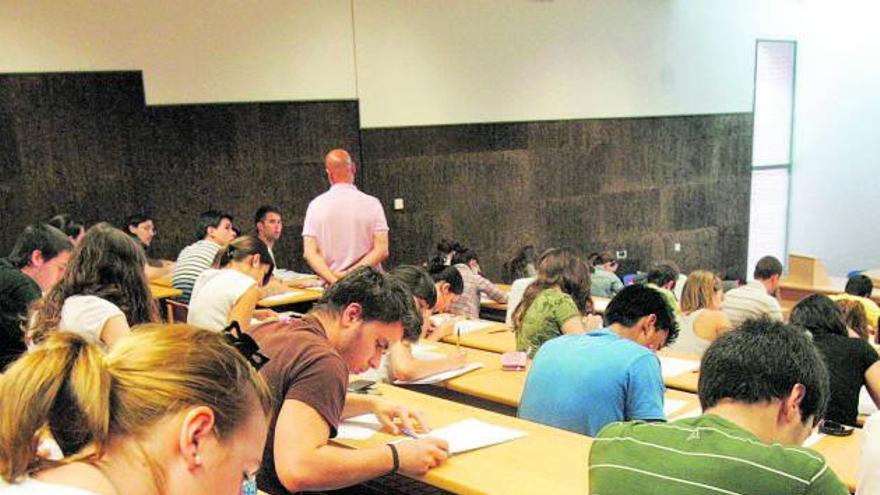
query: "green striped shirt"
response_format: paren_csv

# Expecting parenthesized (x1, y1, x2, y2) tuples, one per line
(589, 414, 847, 495)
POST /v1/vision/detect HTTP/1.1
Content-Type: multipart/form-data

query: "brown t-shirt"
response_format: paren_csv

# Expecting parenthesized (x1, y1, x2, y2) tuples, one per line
(251, 318, 349, 495)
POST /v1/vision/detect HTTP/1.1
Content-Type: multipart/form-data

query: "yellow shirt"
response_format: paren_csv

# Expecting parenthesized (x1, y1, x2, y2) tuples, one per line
(829, 293, 880, 327)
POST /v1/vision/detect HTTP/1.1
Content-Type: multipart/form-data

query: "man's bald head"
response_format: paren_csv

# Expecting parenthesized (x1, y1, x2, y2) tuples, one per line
(325, 149, 355, 184)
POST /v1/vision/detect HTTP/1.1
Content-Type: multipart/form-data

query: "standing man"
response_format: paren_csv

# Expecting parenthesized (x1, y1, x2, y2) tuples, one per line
(0, 224, 72, 369)
(303, 149, 389, 285)
(255, 205, 283, 266)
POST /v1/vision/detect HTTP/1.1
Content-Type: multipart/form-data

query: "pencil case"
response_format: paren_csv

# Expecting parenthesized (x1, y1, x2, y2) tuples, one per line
(501, 351, 528, 371)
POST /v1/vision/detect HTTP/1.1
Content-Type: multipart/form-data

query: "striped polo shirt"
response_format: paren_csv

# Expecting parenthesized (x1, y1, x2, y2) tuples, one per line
(589, 414, 848, 494)
(720, 281, 783, 328)
(172, 239, 221, 304)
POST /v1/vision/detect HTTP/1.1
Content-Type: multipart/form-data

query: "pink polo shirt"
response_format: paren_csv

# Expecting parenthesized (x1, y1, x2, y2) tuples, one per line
(302, 183, 389, 272)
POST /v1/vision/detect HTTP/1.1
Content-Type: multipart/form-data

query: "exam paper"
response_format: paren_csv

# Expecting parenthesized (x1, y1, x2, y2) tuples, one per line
(336, 414, 383, 440)
(659, 356, 700, 378)
(455, 320, 496, 334)
(260, 290, 307, 304)
(422, 418, 527, 454)
(663, 399, 688, 417)
(411, 343, 444, 361)
(394, 362, 484, 385)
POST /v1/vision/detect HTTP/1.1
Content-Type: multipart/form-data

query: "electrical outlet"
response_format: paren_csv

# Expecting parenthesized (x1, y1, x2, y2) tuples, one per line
(393, 198, 404, 210)
(616, 249, 627, 260)
(674, 243, 681, 252)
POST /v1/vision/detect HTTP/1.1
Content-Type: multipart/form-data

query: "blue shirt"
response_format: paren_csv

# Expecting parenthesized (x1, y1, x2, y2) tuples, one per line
(518, 328, 665, 436)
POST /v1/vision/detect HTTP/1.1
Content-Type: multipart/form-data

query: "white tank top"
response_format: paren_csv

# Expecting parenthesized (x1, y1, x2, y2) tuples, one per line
(668, 309, 712, 355)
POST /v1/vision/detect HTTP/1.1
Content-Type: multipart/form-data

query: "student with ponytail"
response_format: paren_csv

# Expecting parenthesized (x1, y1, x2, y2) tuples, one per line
(0, 324, 273, 495)
(187, 235, 276, 332)
(28, 223, 159, 350)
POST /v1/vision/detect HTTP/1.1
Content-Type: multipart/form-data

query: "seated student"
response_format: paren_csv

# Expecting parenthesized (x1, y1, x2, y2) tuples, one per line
(423, 261, 467, 340)
(645, 261, 681, 314)
(254, 206, 316, 295)
(0, 224, 72, 370)
(721, 255, 784, 327)
(590, 318, 847, 494)
(790, 294, 880, 426)
(172, 210, 236, 303)
(188, 236, 277, 332)
(519, 284, 677, 435)
(502, 245, 537, 283)
(0, 324, 273, 495)
(448, 248, 508, 318)
(838, 298, 872, 340)
(589, 251, 624, 298)
(48, 213, 85, 246)
(362, 265, 467, 383)
(125, 212, 175, 280)
(435, 238, 464, 266)
(28, 223, 159, 350)
(512, 247, 602, 357)
(251, 267, 449, 494)
(830, 274, 880, 331)
(667, 270, 732, 355)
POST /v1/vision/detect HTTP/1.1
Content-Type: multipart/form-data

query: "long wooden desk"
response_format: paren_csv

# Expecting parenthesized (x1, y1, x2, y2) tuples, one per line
(440, 324, 515, 354)
(257, 288, 323, 308)
(335, 383, 591, 495)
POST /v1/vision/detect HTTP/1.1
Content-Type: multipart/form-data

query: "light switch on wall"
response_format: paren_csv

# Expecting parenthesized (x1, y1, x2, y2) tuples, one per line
(674, 243, 681, 252)
(393, 198, 404, 210)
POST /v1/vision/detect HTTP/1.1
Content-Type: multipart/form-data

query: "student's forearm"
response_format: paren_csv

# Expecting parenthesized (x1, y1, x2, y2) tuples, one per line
(281, 444, 394, 492)
(342, 393, 378, 419)
(304, 251, 338, 284)
(347, 246, 389, 272)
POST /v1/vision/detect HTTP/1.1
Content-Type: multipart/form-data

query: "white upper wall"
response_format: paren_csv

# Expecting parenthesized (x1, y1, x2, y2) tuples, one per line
(353, 0, 800, 128)
(0, 0, 357, 104)
(788, 0, 880, 275)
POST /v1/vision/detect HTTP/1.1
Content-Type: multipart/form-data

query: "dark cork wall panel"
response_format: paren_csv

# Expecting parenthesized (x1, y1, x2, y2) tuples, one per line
(0, 72, 360, 271)
(361, 114, 753, 280)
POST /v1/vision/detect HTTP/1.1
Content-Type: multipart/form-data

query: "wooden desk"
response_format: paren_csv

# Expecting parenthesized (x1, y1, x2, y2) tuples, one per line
(257, 289, 323, 308)
(149, 284, 182, 300)
(334, 383, 591, 495)
(441, 325, 515, 354)
(812, 429, 860, 493)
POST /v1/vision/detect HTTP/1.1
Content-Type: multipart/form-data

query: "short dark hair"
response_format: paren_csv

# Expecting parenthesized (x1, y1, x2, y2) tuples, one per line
(315, 267, 421, 341)
(196, 210, 233, 241)
(254, 205, 281, 225)
(590, 251, 616, 267)
(754, 255, 783, 280)
(125, 212, 152, 230)
(646, 261, 679, 287)
(429, 264, 464, 295)
(47, 214, 84, 239)
(699, 318, 829, 426)
(604, 284, 679, 345)
(389, 265, 438, 309)
(789, 294, 848, 337)
(7, 224, 73, 268)
(451, 248, 479, 266)
(845, 275, 874, 298)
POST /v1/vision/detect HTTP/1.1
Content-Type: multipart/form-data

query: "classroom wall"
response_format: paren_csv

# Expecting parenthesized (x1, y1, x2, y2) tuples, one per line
(787, 0, 880, 275)
(0, 72, 361, 271)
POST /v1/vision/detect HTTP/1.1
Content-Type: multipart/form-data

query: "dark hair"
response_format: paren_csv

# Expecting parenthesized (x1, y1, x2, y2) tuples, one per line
(254, 205, 281, 226)
(196, 210, 233, 241)
(7, 224, 73, 269)
(314, 267, 421, 341)
(502, 245, 537, 283)
(28, 223, 160, 345)
(436, 239, 464, 256)
(837, 299, 871, 340)
(789, 294, 848, 337)
(513, 247, 593, 331)
(589, 251, 617, 267)
(124, 213, 152, 230)
(451, 248, 479, 266)
(845, 275, 873, 298)
(389, 265, 438, 309)
(604, 284, 679, 344)
(48, 214, 84, 240)
(699, 318, 829, 426)
(646, 261, 679, 288)
(214, 236, 275, 285)
(428, 262, 464, 295)
(754, 255, 783, 280)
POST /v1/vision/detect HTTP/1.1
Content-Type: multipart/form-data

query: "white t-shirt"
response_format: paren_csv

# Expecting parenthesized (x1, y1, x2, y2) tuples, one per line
(0, 478, 99, 495)
(187, 269, 257, 332)
(58, 295, 125, 349)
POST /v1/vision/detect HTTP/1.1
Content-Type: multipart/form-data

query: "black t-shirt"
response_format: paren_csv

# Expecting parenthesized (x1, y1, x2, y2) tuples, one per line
(0, 258, 41, 370)
(812, 333, 879, 425)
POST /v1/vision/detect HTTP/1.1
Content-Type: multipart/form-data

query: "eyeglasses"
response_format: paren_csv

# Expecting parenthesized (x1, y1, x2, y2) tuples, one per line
(241, 471, 257, 495)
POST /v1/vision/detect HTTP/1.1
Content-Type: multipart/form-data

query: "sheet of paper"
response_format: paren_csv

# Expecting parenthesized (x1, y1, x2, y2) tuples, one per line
(419, 418, 527, 454)
(659, 356, 700, 378)
(455, 320, 496, 334)
(260, 290, 307, 304)
(674, 408, 703, 420)
(803, 430, 825, 448)
(394, 362, 484, 385)
(663, 399, 688, 417)
(336, 414, 383, 440)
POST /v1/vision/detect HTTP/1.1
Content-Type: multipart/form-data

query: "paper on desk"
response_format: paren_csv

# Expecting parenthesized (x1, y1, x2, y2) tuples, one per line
(663, 399, 688, 417)
(803, 430, 825, 448)
(419, 418, 526, 454)
(455, 320, 496, 334)
(411, 343, 444, 361)
(260, 290, 307, 304)
(659, 356, 700, 378)
(336, 414, 383, 440)
(393, 362, 484, 385)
